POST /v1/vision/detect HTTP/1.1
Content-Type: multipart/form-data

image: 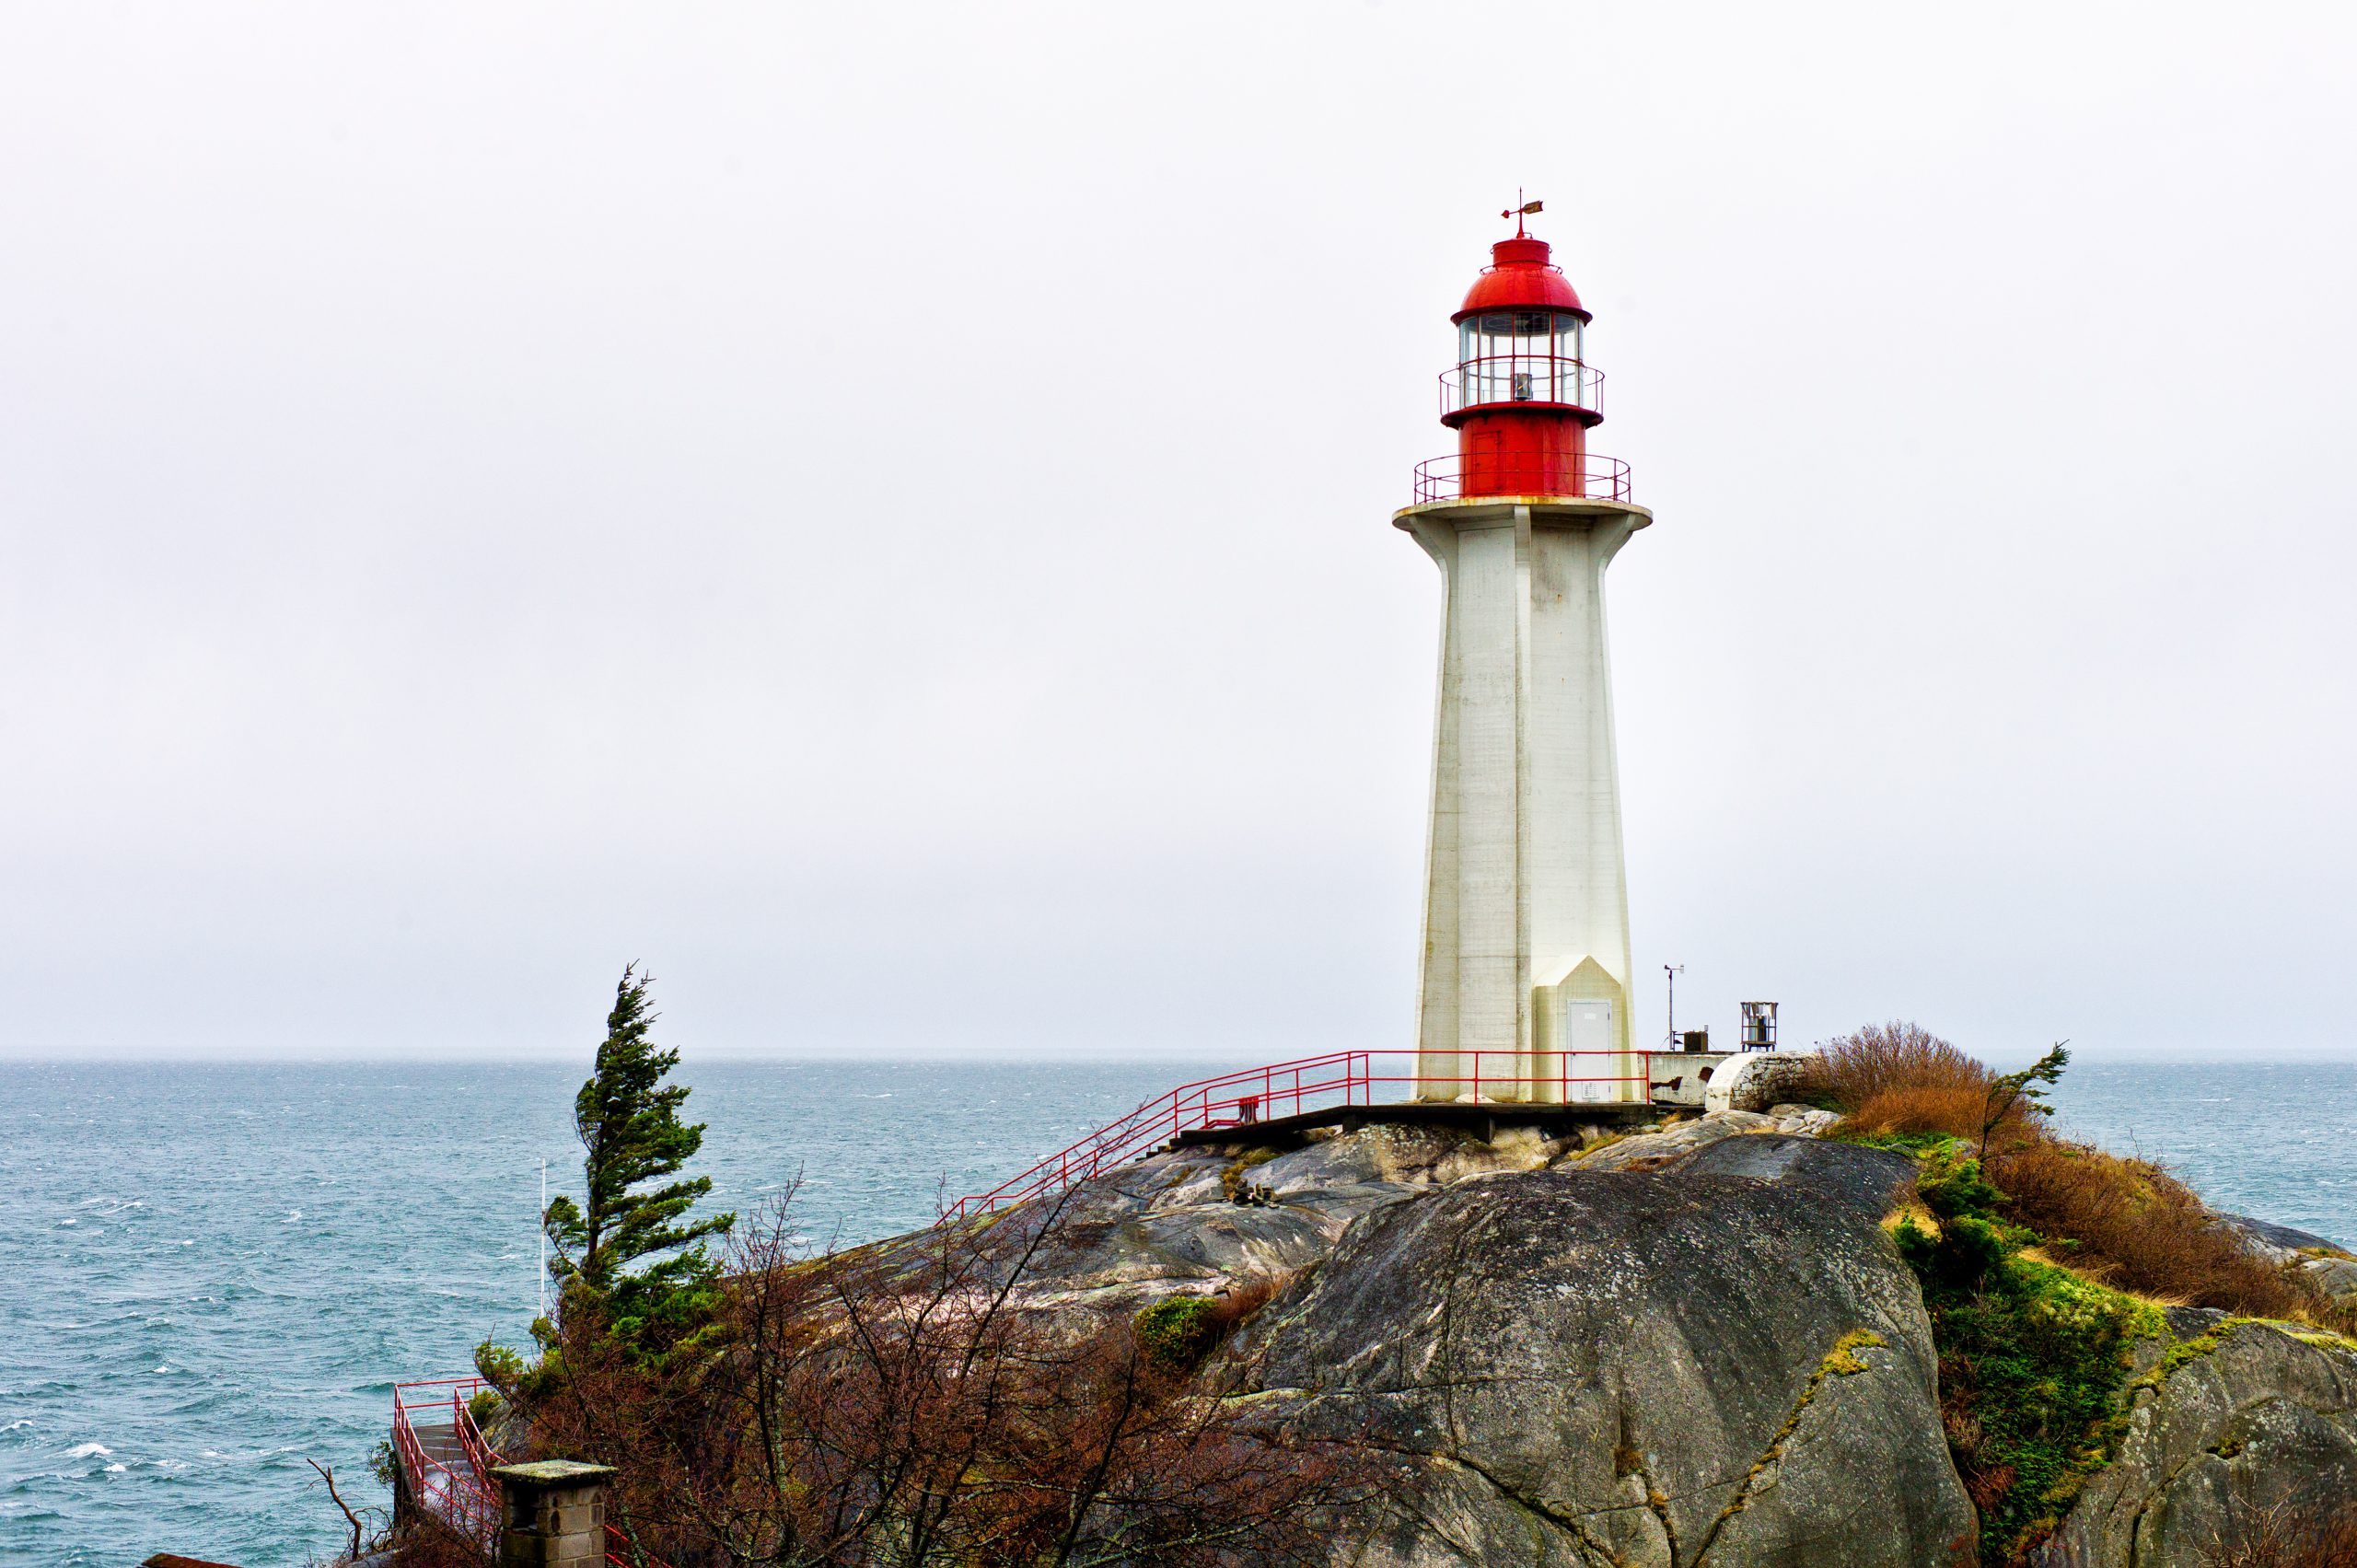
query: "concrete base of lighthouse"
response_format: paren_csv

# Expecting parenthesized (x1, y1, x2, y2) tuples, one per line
(1396, 494, 1651, 1105)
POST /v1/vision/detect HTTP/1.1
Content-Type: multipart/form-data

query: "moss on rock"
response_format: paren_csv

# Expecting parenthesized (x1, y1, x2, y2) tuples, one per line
(1895, 1152, 2161, 1566)
(1133, 1295, 1224, 1374)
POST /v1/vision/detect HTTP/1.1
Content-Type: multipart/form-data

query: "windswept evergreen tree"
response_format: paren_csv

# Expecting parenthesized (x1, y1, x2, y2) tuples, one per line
(543, 964, 732, 1350)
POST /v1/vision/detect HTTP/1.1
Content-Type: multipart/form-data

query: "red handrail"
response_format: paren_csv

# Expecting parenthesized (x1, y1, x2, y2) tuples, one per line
(391, 1376, 502, 1543)
(606, 1521, 680, 1567)
(948, 1048, 1649, 1219)
(393, 1377, 676, 1565)
(401, 1048, 1646, 1561)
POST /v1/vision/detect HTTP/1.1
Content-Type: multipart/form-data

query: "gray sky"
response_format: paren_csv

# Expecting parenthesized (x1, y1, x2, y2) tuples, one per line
(4, 2, 2351, 1063)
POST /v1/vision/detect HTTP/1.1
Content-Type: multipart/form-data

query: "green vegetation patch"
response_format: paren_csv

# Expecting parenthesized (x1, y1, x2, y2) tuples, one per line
(1133, 1295, 1225, 1375)
(1833, 1127, 1964, 1156)
(1894, 1151, 2159, 1567)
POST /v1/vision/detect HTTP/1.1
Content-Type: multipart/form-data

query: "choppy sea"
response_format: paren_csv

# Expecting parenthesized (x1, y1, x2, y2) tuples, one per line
(2, 1057, 2351, 1567)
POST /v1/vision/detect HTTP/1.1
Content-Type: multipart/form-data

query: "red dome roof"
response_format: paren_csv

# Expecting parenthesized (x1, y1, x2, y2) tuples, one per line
(1453, 236, 1587, 322)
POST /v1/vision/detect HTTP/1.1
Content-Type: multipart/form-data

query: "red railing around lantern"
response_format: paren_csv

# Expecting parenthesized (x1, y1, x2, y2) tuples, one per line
(1439, 354, 1604, 419)
(1411, 450, 1632, 505)
(947, 1047, 1650, 1221)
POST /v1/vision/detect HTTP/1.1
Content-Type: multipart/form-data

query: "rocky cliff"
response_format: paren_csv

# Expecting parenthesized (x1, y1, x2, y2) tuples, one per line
(972, 1106, 2357, 1568)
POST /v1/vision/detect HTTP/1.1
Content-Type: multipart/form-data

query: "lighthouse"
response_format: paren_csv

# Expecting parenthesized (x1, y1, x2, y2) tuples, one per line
(1399, 210, 1649, 1105)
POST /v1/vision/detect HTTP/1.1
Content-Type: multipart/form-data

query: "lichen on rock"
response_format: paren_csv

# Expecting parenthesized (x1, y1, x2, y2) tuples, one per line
(2030, 1310, 2357, 1568)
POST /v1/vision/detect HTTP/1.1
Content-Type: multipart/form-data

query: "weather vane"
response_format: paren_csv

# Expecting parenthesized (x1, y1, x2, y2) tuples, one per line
(1502, 189, 1543, 236)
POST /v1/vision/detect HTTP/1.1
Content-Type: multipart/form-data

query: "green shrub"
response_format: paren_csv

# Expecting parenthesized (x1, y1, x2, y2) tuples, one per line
(1832, 1126, 1961, 1156)
(474, 1341, 530, 1388)
(1918, 1156, 2006, 1224)
(1897, 1212, 2011, 1293)
(475, 1336, 566, 1405)
(1896, 1152, 2157, 1565)
(1134, 1295, 1224, 1375)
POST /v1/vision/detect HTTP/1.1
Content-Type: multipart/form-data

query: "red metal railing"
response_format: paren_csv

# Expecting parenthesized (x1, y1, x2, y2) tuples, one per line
(392, 1376, 678, 1565)
(397, 1047, 1643, 1555)
(1440, 354, 1603, 418)
(1411, 450, 1632, 505)
(391, 1376, 502, 1543)
(608, 1521, 669, 1567)
(948, 1048, 1648, 1220)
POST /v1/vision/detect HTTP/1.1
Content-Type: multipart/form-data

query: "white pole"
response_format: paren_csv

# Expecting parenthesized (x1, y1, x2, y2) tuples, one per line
(537, 1158, 547, 1322)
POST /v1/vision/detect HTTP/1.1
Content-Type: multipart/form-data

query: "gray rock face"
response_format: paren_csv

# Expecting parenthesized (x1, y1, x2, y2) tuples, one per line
(2032, 1312, 2357, 1568)
(1229, 1142, 1971, 1568)
(962, 1109, 2349, 1567)
(1000, 1116, 1966, 1565)
(2308, 1256, 2357, 1299)
(2217, 1213, 2357, 1302)
(1007, 1145, 1408, 1315)
(2220, 1213, 2345, 1255)
(1015, 1116, 1879, 1318)
(1671, 1130, 1920, 1223)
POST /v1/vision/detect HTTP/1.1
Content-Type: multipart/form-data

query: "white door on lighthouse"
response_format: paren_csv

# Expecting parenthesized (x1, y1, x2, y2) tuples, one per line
(1567, 999, 1615, 1103)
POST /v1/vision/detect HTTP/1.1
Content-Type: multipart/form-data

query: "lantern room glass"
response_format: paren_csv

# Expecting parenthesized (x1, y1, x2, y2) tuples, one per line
(1455, 309, 1590, 409)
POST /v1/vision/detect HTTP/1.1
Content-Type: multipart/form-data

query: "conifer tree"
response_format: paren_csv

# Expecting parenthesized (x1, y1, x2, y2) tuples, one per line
(543, 964, 732, 1347)
(1979, 1040, 2071, 1162)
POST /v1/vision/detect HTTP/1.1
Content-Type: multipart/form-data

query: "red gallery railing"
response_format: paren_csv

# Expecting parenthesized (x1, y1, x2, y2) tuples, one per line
(1439, 353, 1604, 418)
(1411, 450, 1632, 505)
(947, 1047, 1649, 1220)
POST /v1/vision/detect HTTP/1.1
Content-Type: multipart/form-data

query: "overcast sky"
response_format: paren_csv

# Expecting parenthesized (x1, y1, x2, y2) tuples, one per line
(3, 2, 2351, 1063)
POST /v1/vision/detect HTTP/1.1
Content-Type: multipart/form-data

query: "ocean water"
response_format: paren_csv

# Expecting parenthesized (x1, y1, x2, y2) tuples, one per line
(1, 1057, 2351, 1567)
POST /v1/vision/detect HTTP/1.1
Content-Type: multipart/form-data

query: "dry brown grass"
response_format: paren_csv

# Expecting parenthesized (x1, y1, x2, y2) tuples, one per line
(1813, 1020, 1991, 1112)
(390, 1512, 493, 1567)
(1845, 1084, 1998, 1142)
(1815, 1018, 2356, 1336)
(1988, 1139, 2337, 1324)
(2201, 1502, 2357, 1568)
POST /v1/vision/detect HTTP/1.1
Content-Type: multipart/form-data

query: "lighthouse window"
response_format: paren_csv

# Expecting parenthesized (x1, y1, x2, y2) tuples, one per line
(1455, 310, 1587, 408)
(1555, 316, 1585, 364)
(1460, 310, 1584, 365)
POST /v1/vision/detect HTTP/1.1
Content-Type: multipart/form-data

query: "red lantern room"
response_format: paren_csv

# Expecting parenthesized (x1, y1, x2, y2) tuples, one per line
(1415, 208, 1629, 504)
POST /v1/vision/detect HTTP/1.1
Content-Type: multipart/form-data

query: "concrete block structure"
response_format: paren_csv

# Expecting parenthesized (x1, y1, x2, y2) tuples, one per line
(1400, 211, 1651, 1104)
(492, 1459, 615, 1568)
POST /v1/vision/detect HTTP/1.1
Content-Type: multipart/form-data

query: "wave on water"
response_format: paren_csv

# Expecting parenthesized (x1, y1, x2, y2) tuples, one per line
(64, 1445, 110, 1459)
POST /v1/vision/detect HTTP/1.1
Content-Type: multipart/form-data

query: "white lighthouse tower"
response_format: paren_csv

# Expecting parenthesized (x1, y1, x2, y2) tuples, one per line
(1399, 210, 1650, 1105)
